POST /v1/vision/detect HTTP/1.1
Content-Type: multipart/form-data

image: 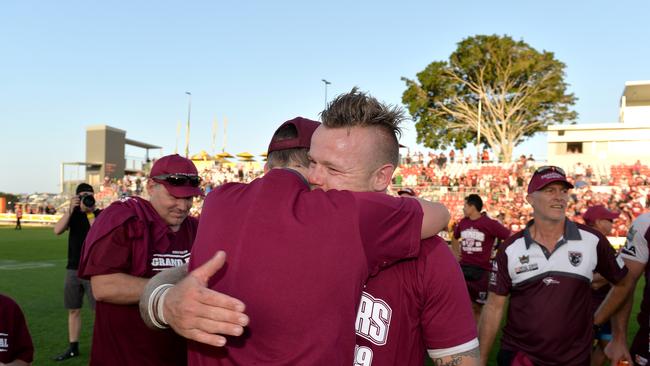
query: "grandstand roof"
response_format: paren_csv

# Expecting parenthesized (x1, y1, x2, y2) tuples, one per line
(623, 80, 650, 103)
(125, 138, 160, 150)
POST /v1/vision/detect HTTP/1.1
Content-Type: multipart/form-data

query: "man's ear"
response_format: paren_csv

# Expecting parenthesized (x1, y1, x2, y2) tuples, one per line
(263, 162, 269, 174)
(370, 164, 395, 192)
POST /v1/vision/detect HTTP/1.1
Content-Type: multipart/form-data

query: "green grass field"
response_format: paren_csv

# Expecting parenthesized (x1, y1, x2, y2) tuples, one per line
(0, 227, 645, 365)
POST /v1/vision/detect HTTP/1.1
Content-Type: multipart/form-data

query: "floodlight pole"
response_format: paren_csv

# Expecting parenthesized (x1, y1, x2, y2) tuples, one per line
(477, 98, 482, 162)
(185, 92, 192, 158)
(322, 79, 331, 110)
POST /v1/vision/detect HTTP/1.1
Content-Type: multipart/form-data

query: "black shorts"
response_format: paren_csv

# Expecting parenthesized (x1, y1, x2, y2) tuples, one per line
(64, 269, 95, 310)
(461, 264, 489, 304)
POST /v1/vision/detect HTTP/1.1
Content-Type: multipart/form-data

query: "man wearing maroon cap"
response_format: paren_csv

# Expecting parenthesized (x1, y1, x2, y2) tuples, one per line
(78, 154, 204, 366)
(583, 205, 620, 366)
(479, 166, 633, 365)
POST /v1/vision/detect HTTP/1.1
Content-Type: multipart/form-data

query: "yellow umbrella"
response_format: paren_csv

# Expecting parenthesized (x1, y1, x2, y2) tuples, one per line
(216, 152, 234, 159)
(236, 152, 254, 158)
(259, 152, 268, 157)
(191, 150, 212, 161)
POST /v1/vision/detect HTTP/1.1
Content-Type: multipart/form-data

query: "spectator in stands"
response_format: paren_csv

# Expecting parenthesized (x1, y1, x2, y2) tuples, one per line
(52, 183, 102, 361)
(481, 149, 490, 164)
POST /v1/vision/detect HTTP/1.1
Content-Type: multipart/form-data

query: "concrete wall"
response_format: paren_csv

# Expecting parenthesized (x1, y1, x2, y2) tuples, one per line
(623, 104, 650, 124)
(547, 125, 650, 167)
(85, 125, 126, 181)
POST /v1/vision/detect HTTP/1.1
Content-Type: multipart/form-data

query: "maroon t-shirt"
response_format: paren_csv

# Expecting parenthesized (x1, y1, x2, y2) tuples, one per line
(0, 294, 33, 364)
(490, 220, 627, 366)
(353, 237, 478, 366)
(454, 214, 510, 270)
(187, 169, 423, 365)
(79, 197, 198, 366)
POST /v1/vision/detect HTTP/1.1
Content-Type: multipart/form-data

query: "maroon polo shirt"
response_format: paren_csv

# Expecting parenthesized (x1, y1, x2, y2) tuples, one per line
(79, 197, 198, 366)
(187, 169, 423, 365)
(0, 294, 33, 364)
(453, 214, 510, 270)
(353, 236, 478, 366)
(490, 220, 627, 366)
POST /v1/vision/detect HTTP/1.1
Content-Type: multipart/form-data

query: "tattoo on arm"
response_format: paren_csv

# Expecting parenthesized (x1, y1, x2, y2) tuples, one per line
(432, 347, 480, 366)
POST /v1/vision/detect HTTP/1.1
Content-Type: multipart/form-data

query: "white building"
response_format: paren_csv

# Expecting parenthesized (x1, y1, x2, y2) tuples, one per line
(547, 80, 650, 173)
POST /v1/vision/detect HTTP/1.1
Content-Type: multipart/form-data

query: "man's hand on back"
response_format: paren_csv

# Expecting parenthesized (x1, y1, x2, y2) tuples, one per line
(163, 251, 250, 347)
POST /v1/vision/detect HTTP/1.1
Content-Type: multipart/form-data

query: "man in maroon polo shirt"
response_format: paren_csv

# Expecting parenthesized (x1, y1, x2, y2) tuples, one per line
(582, 205, 620, 366)
(140, 91, 472, 365)
(0, 293, 33, 365)
(183, 113, 449, 365)
(78, 154, 204, 366)
(452, 194, 510, 322)
(606, 211, 650, 366)
(479, 166, 633, 366)
(308, 90, 478, 366)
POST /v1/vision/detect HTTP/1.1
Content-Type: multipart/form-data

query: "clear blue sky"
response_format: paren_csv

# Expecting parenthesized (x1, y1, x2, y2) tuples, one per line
(2, 0, 649, 194)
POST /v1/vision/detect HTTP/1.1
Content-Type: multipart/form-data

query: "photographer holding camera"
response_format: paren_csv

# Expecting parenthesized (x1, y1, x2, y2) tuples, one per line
(52, 183, 101, 361)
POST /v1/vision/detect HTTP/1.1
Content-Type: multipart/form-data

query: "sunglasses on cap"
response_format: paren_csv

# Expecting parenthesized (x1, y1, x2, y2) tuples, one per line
(152, 174, 201, 187)
(534, 165, 566, 176)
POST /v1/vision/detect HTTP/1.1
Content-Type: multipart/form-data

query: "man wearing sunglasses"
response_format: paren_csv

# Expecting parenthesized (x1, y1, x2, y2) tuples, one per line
(78, 154, 203, 366)
(479, 166, 634, 366)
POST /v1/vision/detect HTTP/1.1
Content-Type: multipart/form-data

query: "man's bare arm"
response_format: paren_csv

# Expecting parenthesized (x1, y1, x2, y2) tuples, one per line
(91, 273, 148, 304)
(604, 258, 645, 364)
(418, 199, 451, 239)
(450, 237, 461, 261)
(430, 346, 480, 366)
(478, 292, 507, 366)
(594, 268, 636, 325)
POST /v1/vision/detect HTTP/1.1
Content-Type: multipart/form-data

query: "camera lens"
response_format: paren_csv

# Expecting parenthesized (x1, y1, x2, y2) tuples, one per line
(82, 195, 95, 208)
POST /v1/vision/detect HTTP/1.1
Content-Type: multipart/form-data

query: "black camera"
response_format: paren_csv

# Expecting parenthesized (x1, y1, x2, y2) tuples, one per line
(81, 195, 96, 208)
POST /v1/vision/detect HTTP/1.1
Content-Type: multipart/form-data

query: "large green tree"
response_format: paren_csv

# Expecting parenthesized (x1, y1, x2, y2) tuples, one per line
(402, 34, 577, 162)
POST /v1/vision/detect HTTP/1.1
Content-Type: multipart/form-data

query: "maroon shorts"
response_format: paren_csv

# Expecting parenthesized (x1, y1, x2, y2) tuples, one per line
(461, 264, 489, 304)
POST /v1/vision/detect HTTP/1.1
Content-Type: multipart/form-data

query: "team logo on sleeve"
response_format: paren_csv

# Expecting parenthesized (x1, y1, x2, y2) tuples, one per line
(568, 251, 583, 267)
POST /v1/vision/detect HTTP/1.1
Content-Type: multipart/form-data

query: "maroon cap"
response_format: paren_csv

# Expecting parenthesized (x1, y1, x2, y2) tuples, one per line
(527, 166, 574, 194)
(149, 154, 202, 198)
(583, 205, 620, 225)
(397, 187, 417, 197)
(267, 117, 320, 153)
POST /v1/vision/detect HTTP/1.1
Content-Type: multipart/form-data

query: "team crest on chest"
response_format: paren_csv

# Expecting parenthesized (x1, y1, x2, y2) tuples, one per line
(519, 255, 529, 264)
(568, 251, 582, 267)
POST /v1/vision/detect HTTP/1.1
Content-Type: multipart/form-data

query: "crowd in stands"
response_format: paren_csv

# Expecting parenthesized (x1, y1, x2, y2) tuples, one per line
(393, 151, 650, 237)
(13, 150, 649, 239)
(89, 164, 264, 216)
